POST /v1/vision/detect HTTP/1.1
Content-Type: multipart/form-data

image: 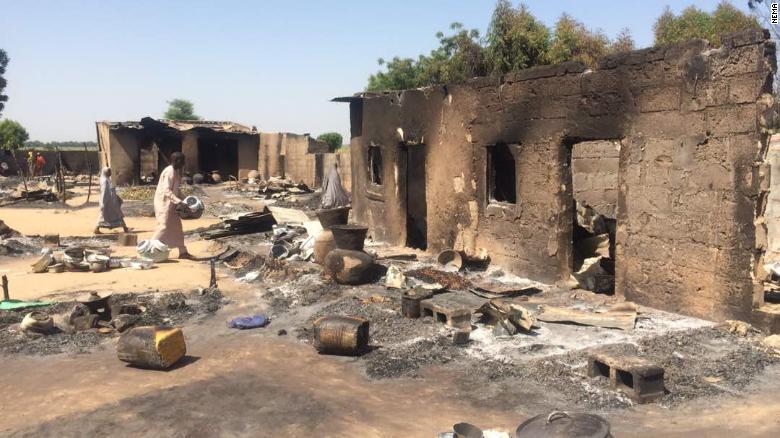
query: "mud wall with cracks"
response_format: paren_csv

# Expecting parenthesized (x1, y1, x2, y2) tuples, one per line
(348, 29, 776, 322)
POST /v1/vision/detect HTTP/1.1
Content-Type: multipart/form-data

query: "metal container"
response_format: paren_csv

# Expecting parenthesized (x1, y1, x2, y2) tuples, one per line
(43, 234, 60, 246)
(401, 291, 423, 318)
(313, 315, 370, 356)
(516, 411, 611, 438)
(453, 422, 483, 438)
(437, 250, 463, 271)
(315, 207, 350, 229)
(330, 225, 368, 251)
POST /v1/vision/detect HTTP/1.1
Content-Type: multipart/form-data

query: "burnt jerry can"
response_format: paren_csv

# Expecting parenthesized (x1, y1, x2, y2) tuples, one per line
(117, 326, 187, 369)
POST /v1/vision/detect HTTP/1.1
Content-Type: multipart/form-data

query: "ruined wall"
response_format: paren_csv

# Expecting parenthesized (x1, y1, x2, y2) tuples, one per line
(7, 150, 99, 176)
(237, 135, 259, 180)
(572, 140, 620, 217)
(765, 134, 780, 261)
(258, 133, 285, 179)
(284, 135, 318, 187)
(103, 129, 140, 185)
(349, 29, 776, 323)
(181, 131, 199, 175)
(258, 132, 343, 188)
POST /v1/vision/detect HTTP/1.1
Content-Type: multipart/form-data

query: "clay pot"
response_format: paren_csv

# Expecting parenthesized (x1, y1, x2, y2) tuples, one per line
(211, 172, 222, 184)
(437, 250, 463, 271)
(193, 173, 205, 185)
(315, 207, 350, 229)
(323, 249, 376, 285)
(330, 225, 368, 251)
(313, 229, 336, 265)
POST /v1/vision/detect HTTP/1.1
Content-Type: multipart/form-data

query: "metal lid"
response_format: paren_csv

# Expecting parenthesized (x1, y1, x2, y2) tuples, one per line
(516, 411, 610, 438)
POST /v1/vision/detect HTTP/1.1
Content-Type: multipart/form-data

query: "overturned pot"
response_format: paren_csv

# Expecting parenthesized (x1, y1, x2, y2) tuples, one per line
(331, 225, 368, 251)
(323, 249, 377, 285)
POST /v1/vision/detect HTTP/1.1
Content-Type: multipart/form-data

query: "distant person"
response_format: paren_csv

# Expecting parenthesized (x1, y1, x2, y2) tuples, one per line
(34, 153, 46, 176)
(27, 150, 34, 177)
(94, 167, 129, 234)
(152, 152, 192, 259)
(320, 162, 350, 209)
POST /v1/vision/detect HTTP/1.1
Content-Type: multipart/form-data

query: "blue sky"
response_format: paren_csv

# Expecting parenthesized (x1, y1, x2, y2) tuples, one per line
(0, 0, 756, 142)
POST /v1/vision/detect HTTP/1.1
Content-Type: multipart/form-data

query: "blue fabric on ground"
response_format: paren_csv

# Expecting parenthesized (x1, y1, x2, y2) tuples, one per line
(228, 314, 270, 329)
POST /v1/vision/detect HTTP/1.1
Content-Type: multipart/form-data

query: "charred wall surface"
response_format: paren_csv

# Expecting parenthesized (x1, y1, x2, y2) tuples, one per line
(349, 29, 776, 323)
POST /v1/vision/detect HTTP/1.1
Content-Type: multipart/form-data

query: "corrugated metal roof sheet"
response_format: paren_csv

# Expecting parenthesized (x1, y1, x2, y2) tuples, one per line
(100, 117, 257, 134)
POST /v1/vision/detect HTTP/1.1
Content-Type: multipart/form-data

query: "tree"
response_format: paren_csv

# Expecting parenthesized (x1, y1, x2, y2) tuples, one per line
(0, 119, 29, 150)
(366, 1, 636, 89)
(317, 132, 344, 150)
(484, 1, 551, 75)
(164, 98, 199, 120)
(0, 49, 9, 117)
(547, 14, 610, 66)
(367, 57, 426, 91)
(654, 2, 759, 46)
(366, 22, 485, 91)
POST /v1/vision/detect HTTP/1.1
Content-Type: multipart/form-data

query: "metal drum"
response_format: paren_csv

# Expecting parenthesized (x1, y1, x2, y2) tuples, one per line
(313, 316, 369, 356)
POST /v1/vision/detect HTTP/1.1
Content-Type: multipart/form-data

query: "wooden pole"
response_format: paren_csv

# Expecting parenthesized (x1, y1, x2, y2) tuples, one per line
(209, 258, 218, 289)
(83, 142, 93, 203)
(55, 146, 66, 202)
(2, 275, 9, 301)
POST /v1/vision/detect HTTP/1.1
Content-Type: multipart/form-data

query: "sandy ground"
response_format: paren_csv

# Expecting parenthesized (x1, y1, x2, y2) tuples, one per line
(1, 192, 221, 300)
(2, 186, 780, 436)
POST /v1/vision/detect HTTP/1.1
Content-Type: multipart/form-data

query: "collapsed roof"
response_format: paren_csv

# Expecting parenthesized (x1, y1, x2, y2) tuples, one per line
(101, 117, 257, 135)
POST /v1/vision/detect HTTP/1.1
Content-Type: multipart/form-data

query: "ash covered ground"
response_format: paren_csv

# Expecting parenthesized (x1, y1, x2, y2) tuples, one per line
(227, 254, 780, 411)
(0, 288, 226, 356)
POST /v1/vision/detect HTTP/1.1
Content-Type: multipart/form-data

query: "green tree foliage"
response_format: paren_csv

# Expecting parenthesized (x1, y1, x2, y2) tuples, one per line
(317, 132, 344, 150)
(547, 14, 610, 66)
(484, 1, 551, 75)
(366, 1, 635, 90)
(367, 23, 486, 91)
(0, 49, 9, 117)
(0, 119, 29, 150)
(653, 1, 759, 46)
(164, 98, 199, 120)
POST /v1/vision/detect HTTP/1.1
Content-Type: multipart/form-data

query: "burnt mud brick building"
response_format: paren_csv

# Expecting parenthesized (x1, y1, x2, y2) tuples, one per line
(337, 29, 780, 331)
(96, 118, 350, 189)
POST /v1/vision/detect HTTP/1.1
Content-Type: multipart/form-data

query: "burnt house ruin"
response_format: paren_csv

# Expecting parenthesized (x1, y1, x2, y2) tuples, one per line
(96, 117, 350, 189)
(337, 29, 780, 331)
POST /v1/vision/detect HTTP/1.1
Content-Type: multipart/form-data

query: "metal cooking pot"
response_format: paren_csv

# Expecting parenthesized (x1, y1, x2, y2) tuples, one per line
(516, 411, 611, 438)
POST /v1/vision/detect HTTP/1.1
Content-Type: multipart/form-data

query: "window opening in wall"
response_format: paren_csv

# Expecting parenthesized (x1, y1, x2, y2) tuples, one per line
(487, 143, 517, 204)
(369, 145, 382, 185)
(569, 139, 621, 295)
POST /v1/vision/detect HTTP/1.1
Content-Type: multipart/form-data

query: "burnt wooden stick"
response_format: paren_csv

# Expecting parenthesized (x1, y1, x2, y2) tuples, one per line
(209, 258, 218, 289)
(2, 275, 9, 301)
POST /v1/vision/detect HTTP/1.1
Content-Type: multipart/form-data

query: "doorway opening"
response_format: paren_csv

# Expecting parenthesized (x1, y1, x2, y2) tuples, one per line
(198, 137, 239, 179)
(568, 139, 620, 294)
(487, 143, 517, 204)
(403, 143, 427, 249)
